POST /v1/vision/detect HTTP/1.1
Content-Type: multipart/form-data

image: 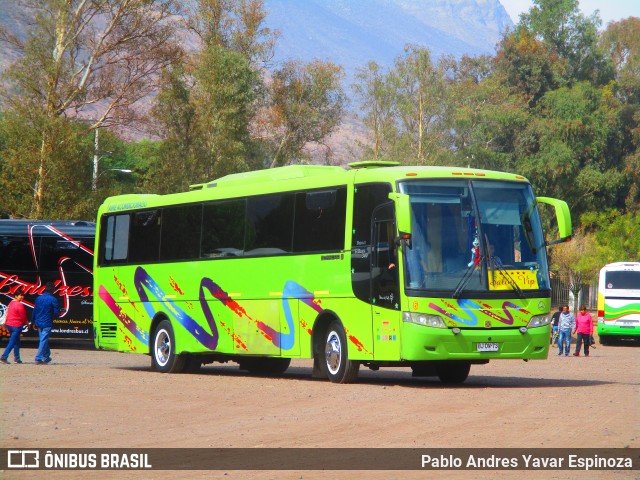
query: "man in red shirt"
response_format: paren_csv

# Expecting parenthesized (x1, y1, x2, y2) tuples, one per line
(1, 292, 29, 364)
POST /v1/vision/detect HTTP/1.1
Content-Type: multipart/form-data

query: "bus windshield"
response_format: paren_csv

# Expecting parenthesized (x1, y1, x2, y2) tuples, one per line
(398, 179, 549, 294)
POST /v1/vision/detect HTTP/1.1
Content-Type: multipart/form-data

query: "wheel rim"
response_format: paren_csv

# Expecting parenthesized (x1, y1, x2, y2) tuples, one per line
(155, 328, 171, 367)
(325, 330, 342, 375)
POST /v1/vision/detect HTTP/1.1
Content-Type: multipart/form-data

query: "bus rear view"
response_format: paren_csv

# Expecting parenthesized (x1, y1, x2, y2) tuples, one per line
(597, 262, 640, 345)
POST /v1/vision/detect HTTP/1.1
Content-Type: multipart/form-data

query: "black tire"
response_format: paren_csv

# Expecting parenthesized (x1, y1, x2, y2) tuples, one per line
(323, 321, 359, 383)
(184, 355, 202, 373)
(151, 320, 185, 373)
(436, 361, 471, 384)
(599, 335, 608, 346)
(240, 357, 291, 375)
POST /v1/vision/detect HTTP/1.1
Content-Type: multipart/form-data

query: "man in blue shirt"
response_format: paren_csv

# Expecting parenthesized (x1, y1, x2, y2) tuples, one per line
(33, 282, 60, 365)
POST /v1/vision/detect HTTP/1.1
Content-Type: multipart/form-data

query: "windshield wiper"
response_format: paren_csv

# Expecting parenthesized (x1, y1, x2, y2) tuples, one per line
(453, 262, 480, 298)
(487, 256, 525, 299)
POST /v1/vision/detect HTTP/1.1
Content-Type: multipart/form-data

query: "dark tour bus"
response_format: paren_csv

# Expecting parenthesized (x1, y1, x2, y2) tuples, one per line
(0, 219, 95, 341)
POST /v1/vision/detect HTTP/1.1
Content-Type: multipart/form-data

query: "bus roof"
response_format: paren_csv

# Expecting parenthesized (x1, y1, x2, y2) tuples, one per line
(600, 262, 640, 272)
(0, 219, 95, 237)
(100, 164, 531, 212)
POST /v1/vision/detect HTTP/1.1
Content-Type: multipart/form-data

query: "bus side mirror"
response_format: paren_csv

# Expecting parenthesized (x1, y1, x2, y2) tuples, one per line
(537, 196, 572, 244)
(388, 192, 412, 242)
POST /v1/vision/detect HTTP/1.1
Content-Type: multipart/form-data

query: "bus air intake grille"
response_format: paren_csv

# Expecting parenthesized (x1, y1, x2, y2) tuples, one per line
(100, 323, 117, 338)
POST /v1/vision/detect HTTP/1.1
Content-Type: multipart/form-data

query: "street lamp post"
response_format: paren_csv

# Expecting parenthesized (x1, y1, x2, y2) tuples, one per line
(92, 127, 100, 192)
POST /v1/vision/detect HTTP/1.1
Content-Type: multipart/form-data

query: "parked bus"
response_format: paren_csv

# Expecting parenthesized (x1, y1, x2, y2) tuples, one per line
(597, 262, 640, 345)
(0, 219, 94, 341)
(93, 162, 571, 383)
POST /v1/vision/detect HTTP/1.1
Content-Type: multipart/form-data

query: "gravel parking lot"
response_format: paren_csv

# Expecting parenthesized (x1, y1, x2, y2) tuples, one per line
(1, 335, 638, 480)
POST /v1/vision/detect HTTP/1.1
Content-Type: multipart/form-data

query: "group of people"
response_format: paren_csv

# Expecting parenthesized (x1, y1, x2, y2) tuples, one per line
(1, 282, 60, 365)
(550, 304, 594, 357)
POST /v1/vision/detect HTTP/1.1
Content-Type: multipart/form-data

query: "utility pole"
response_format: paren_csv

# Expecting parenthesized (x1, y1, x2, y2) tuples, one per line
(92, 127, 99, 192)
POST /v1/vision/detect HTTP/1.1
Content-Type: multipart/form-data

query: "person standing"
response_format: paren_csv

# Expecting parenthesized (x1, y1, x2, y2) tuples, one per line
(573, 305, 594, 357)
(557, 305, 575, 357)
(550, 306, 562, 345)
(0, 292, 29, 364)
(33, 282, 60, 365)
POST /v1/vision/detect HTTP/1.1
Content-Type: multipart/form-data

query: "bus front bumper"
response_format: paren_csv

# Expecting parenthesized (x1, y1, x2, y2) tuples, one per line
(401, 323, 549, 361)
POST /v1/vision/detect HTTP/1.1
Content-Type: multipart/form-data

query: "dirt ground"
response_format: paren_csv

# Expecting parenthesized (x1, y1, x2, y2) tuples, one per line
(1, 334, 638, 480)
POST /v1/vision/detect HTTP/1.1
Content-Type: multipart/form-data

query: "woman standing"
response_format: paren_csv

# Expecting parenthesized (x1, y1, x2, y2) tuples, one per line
(573, 305, 594, 357)
(0, 292, 29, 364)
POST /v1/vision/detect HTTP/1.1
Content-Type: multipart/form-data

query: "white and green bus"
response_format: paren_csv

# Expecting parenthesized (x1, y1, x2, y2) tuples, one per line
(597, 262, 640, 345)
(93, 162, 571, 383)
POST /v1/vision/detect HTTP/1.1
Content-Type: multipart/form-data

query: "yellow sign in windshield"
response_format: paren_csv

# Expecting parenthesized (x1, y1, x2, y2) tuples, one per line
(489, 269, 539, 290)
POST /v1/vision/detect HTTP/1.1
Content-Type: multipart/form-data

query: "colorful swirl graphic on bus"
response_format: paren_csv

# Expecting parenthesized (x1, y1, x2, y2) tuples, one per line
(98, 266, 322, 351)
(428, 299, 526, 326)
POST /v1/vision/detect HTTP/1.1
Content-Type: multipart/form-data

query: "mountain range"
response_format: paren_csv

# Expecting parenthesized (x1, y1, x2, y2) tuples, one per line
(0, 0, 514, 156)
(263, 0, 514, 83)
(0, 0, 513, 80)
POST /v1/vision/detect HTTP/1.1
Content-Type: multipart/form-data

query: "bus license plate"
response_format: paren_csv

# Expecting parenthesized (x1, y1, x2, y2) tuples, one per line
(477, 342, 499, 352)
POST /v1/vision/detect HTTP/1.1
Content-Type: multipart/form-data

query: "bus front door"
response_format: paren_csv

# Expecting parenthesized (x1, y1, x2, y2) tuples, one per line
(371, 212, 402, 361)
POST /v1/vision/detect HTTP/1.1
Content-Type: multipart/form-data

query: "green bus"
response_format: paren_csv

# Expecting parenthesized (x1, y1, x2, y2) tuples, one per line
(93, 162, 571, 383)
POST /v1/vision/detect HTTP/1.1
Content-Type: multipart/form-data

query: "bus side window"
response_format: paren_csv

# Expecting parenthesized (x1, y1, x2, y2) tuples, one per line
(201, 200, 246, 258)
(245, 193, 294, 255)
(101, 214, 130, 264)
(292, 187, 346, 253)
(160, 204, 202, 261)
(130, 210, 160, 263)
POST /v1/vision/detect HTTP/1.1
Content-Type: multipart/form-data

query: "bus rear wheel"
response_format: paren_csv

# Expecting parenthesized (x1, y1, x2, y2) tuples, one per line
(152, 320, 185, 373)
(436, 361, 470, 384)
(324, 321, 359, 383)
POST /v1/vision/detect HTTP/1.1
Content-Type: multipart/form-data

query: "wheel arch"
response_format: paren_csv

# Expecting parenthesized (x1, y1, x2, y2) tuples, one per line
(310, 309, 340, 378)
(311, 309, 341, 357)
(148, 312, 170, 357)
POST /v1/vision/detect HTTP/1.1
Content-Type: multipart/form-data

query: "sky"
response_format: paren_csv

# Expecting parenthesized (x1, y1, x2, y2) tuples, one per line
(500, 0, 640, 27)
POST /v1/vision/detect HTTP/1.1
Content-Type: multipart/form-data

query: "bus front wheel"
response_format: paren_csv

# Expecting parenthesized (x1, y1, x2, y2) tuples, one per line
(436, 361, 470, 384)
(152, 320, 185, 373)
(324, 321, 359, 383)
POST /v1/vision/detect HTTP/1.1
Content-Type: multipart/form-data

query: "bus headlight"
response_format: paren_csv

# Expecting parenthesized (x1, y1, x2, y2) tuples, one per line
(527, 314, 550, 328)
(403, 312, 447, 328)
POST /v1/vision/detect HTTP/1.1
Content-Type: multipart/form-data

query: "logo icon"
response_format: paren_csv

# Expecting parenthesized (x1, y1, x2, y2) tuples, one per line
(8, 450, 40, 468)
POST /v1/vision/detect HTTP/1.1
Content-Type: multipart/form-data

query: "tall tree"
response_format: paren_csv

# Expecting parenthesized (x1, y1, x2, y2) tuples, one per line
(184, 0, 278, 67)
(389, 46, 449, 164)
(352, 61, 397, 160)
(520, 0, 613, 85)
(493, 27, 566, 107)
(263, 59, 346, 167)
(0, 0, 181, 218)
(192, 44, 260, 178)
(445, 54, 529, 172)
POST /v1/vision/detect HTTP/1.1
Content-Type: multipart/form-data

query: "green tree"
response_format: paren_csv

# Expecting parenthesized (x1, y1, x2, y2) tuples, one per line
(264, 59, 346, 167)
(184, 0, 278, 67)
(581, 210, 640, 261)
(549, 229, 600, 311)
(520, 0, 613, 84)
(352, 61, 398, 160)
(493, 28, 566, 107)
(146, 64, 200, 193)
(446, 55, 529, 172)
(0, 0, 182, 217)
(192, 44, 260, 179)
(389, 46, 449, 164)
